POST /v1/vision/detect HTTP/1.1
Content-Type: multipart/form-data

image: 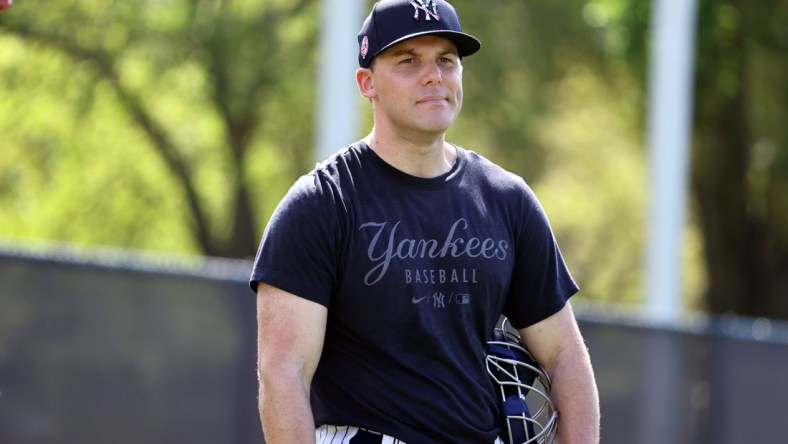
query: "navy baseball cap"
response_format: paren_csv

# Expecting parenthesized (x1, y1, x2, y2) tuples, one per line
(358, 0, 481, 68)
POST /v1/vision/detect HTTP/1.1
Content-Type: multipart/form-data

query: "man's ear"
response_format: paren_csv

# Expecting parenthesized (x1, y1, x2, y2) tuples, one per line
(356, 68, 376, 99)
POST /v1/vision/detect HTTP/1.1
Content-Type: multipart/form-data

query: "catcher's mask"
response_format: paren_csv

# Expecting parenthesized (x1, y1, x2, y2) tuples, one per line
(486, 317, 558, 444)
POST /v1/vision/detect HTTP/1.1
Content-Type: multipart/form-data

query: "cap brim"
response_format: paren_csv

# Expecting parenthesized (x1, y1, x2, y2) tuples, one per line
(369, 30, 481, 65)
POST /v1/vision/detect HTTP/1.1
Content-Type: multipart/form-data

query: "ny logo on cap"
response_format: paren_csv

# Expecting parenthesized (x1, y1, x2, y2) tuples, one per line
(411, 0, 440, 21)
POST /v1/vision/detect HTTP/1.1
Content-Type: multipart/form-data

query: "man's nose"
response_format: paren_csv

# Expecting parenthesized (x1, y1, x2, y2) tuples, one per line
(422, 60, 443, 85)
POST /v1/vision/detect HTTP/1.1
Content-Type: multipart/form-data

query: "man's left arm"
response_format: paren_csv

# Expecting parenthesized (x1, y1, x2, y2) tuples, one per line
(519, 302, 600, 444)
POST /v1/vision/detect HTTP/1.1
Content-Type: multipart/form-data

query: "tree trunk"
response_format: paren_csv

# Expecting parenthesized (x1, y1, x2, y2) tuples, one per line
(692, 0, 788, 320)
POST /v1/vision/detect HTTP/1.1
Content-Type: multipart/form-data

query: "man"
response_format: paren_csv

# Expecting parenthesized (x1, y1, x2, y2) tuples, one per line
(251, 1, 600, 442)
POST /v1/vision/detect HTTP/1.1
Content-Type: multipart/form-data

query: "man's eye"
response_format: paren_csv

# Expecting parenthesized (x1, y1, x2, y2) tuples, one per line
(400, 58, 416, 64)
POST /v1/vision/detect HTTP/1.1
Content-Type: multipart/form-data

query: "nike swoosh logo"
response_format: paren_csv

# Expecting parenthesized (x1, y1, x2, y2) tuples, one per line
(412, 294, 428, 304)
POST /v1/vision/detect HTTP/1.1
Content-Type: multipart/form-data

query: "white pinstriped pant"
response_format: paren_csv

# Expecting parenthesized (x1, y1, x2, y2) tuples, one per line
(315, 424, 506, 444)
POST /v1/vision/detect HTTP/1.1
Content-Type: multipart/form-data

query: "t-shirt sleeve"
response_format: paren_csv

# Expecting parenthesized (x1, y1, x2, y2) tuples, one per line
(502, 182, 579, 329)
(249, 172, 341, 307)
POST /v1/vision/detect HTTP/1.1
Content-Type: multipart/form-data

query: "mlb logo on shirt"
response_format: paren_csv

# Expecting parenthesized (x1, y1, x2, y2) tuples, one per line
(456, 294, 471, 304)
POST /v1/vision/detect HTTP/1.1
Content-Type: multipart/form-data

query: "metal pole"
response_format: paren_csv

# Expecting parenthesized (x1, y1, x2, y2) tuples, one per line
(645, 0, 699, 324)
(314, 0, 363, 161)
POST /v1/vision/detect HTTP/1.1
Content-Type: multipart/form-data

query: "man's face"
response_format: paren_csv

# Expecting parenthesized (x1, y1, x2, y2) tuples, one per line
(360, 35, 464, 141)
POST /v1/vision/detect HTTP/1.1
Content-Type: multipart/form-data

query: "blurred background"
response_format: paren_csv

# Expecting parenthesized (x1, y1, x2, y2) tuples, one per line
(1, 0, 786, 443)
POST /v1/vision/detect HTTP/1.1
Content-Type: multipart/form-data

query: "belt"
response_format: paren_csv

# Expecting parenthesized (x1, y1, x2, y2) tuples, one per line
(349, 428, 389, 443)
(349, 429, 504, 444)
(316, 425, 405, 444)
(317, 424, 503, 444)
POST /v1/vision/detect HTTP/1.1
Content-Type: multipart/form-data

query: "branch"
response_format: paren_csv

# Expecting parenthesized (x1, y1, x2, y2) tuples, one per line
(207, 0, 314, 165)
(1, 21, 215, 252)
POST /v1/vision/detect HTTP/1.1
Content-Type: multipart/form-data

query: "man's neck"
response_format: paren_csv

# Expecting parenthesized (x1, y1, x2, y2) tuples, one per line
(363, 129, 457, 179)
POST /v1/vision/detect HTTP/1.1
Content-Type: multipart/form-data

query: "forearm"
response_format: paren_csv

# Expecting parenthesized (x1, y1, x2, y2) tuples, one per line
(549, 343, 600, 444)
(256, 284, 327, 444)
(258, 369, 316, 444)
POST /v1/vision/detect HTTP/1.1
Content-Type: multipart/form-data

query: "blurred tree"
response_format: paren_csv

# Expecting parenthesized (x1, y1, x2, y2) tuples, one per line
(611, 0, 788, 318)
(1, 0, 650, 307)
(692, 0, 788, 318)
(453, 0, 651, 305)
(0, 0, 316, 259)
(455, 0, 788, 319)
(1, 0, 787, 321)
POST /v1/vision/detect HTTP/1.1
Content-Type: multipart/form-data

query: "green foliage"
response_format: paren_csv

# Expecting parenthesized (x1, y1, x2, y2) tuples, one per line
(531, 68, 647, 304)
(690, 0, 788, 317)
(0, 38, 193, 250)
(2, 0, 786, 312)
(0, 0, 659, 305)
(0, 0, 317, 257)
(449, 0, 653, 303)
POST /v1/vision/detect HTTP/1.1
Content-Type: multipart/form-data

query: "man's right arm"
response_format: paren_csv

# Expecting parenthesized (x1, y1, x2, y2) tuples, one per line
(256, 282, 328, 444)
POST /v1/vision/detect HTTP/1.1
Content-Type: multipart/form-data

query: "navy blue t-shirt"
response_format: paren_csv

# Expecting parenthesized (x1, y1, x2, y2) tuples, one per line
(250, 141, 578, 443)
